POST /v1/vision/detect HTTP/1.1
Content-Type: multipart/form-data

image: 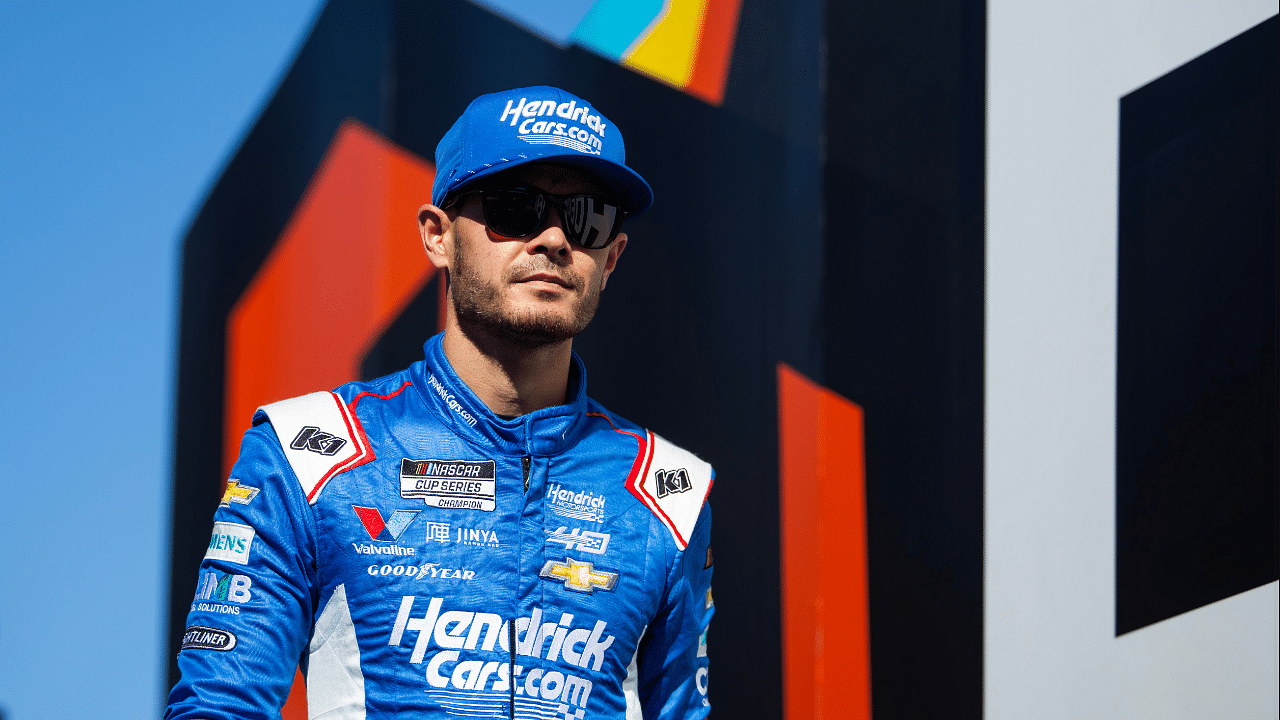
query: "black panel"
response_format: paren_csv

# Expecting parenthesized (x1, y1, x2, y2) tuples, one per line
(822, 0, 986, 716)
(1116, 15, 1280, 636)
(360, 275, 440, 381)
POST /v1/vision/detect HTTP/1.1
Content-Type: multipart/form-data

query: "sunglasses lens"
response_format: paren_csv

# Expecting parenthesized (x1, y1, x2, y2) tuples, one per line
(562, 195, 621, 249)
(481, 189, 546, 238)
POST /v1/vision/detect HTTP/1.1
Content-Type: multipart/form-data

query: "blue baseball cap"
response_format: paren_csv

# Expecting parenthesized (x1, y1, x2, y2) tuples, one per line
(432, 86, 653, 216)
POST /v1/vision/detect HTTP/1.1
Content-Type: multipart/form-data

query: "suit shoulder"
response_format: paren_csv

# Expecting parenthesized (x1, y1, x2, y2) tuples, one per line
(587, 405, 713, 551)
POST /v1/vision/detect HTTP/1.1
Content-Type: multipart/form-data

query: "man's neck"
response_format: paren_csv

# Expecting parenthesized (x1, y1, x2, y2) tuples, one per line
(440, 322, 573, 418)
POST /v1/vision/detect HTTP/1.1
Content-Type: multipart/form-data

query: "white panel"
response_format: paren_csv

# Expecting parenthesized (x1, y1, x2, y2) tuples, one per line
(307, 584, 367, 719)
(985, 0, 1278, 718)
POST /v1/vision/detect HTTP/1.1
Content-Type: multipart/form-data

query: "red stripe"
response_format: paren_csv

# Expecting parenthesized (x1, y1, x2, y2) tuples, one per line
(305, 383, 409, 503)
(587, 411, 649, 489)
(586, 413, 694, 548)
(634, 434, 689, 548)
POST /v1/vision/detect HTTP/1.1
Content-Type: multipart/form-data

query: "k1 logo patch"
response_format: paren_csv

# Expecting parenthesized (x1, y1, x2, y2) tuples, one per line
(655, 468, 693, 498)
(290, 426, 347, 456)
(400, 458, 497, 511)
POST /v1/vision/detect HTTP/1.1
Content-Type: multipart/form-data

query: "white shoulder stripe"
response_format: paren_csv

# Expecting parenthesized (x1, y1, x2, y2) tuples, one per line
(626, 432, 713, 550)
(258, 391, 374, 504)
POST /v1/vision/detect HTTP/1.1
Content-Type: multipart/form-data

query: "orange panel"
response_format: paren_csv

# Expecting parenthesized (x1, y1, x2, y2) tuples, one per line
(222, 120, 437, 717)
(778, 363, 871, 720)
(224, 120, 436, 476)
(686, 0, 742, 105)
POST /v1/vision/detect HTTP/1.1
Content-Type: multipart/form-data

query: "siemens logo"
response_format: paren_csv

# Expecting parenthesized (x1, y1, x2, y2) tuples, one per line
(204, 522, 255, 565)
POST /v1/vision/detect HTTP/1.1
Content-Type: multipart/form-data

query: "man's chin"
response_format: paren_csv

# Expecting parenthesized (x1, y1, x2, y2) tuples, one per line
(456, 308, 587, 349)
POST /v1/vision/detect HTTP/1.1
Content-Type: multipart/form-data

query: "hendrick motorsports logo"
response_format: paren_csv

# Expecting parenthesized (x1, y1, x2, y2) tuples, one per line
(401, 458, 497, 511)
(181, 625, 237, 652)
(545, 484, 605, 523)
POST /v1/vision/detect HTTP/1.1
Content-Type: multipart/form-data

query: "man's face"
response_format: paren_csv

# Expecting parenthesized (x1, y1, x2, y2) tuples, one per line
(445, 164, 627, 348)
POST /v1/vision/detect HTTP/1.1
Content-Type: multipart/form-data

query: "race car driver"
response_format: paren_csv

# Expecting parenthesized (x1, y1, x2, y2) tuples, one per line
(164, 86, 714, 719)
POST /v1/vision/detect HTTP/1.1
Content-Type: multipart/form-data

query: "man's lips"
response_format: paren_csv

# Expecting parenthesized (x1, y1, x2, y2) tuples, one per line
(517, 272, 573, 289)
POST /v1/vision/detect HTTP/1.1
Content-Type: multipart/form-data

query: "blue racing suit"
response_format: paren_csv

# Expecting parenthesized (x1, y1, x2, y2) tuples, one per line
(165, 333, 714, 720)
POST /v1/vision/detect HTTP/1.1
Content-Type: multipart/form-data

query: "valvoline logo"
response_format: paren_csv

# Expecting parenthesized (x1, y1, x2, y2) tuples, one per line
(353, 505, 421, 542)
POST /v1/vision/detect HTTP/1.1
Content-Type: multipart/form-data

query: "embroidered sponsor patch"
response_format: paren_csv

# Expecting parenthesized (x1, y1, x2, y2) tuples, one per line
(545, 527, 610, 555)
(194, 571, 253, 604)
(422, 521, 501, 548)
(401, 458, 497, 511)
(352, 505, 420, 542)
(220, 479, 260, 507)
(545, 483, 606, 523)
(290, 425, 347, 456)
(367, 562, 475, 580)
(698, 630, 708, 658)
(205, 522, 255, 565)
(191, 570, 253, 616)
(539, 558, 618, 593)
(181, 625, 237, 651)
(655, 468, 693, 498)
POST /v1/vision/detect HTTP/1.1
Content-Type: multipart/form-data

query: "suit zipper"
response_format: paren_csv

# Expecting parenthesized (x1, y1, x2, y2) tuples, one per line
(512, 455, 531, 718)
(509, 619, 517, 718)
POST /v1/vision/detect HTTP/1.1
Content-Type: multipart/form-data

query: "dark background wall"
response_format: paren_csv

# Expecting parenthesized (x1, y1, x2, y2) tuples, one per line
(168, 0, 987, 716)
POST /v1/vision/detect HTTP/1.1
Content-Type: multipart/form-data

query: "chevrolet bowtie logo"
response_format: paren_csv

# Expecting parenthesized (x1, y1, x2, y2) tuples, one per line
(539, 558, 618, 593)
(220, 480, 260, 507)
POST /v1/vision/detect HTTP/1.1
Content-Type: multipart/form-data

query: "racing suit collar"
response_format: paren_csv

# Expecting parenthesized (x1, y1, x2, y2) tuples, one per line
(413, 332, 590, 457)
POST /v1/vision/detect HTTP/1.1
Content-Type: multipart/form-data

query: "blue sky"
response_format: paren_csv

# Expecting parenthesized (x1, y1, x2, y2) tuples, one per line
(0, 2, 325, 716)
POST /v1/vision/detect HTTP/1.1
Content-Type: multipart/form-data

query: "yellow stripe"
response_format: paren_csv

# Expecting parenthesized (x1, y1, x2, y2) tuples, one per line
(621, 0, 709, 89)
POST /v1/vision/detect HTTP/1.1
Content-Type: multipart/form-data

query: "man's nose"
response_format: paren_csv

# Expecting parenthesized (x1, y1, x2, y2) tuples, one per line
(529, 204, 572, 260)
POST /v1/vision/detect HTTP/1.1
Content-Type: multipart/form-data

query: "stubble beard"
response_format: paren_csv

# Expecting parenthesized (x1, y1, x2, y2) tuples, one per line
(449, 241, 603, 349)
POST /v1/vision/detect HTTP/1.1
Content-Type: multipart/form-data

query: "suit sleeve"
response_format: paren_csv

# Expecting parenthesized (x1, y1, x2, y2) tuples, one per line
(164, 421, 320, 719)
(638, 500, 714, 720)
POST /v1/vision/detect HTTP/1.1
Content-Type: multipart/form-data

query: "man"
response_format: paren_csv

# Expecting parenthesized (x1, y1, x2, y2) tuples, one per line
(165, 86, 714, 720)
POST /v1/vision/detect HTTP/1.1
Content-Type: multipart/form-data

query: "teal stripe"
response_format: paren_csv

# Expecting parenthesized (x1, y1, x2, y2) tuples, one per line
(569, 0, 666, 61)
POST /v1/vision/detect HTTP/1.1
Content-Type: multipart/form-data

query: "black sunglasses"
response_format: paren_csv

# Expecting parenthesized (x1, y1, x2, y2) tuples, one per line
(448, 186, 626, 250)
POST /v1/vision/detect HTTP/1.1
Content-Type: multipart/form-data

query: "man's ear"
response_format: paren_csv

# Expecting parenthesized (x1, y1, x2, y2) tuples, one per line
(418, 203, 451, 270)
(600, 233, 627, 290)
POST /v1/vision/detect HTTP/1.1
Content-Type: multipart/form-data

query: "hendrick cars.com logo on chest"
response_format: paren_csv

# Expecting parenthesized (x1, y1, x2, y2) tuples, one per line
(401, 458, 498, 511)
